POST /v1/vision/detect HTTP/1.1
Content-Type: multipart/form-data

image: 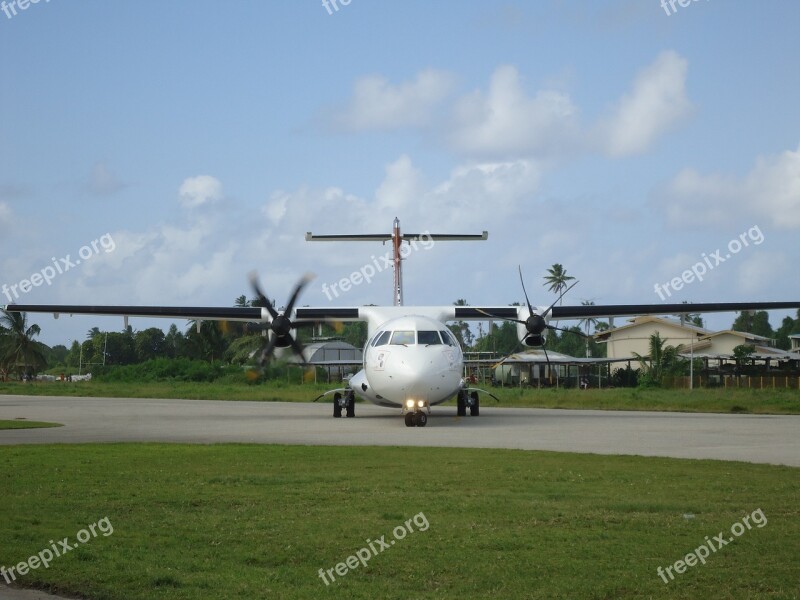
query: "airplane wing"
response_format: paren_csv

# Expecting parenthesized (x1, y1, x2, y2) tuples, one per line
(549, 301, 800, 320)
(3, 304, 265, 322)
(2, 304, 364, 324)
(5, 302, 797, 324)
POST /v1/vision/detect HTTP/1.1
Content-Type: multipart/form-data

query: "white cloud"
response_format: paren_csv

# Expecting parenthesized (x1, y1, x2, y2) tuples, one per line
(599, 50, 692, 157)
(331, 69, 455, 131)
(178, 175, 224, 208)
(0, 201, 11, 229)
(735, 252, 789, 295)
(448, 65, 580, 160)
(87, 162, 127, 196)
(659, 145, 800, 229)
(329, 53, 692, 162)
(375, 155, 425, 211)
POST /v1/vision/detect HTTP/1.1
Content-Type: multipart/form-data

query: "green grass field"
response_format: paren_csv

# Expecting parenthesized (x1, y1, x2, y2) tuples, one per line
(0, 445, 797, 599)
(1, 380, 798, 414)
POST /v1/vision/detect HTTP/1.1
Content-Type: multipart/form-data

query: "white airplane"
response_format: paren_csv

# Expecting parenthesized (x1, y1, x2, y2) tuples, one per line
(5, 218, 800, 427)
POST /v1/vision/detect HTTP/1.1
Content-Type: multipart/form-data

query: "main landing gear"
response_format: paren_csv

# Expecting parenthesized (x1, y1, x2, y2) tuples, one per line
(456, 390, 480, 417)
(333, 390, 355, 418)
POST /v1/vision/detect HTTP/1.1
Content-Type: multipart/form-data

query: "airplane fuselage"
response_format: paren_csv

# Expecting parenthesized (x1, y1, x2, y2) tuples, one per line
(348, 314, 465, 408)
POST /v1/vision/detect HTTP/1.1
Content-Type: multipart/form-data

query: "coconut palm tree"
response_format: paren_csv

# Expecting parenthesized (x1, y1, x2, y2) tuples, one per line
(543, 264, 575, 303)
(632, 332, 683, 386)
(0, 309, 48, 379)
(577, 300, 598, 357)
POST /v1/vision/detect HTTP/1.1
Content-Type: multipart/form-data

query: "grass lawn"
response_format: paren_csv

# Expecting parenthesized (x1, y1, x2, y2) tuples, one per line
(0, 420, 63, 430)
(1, 380, 798, 414)
(0, 445, 797, 599)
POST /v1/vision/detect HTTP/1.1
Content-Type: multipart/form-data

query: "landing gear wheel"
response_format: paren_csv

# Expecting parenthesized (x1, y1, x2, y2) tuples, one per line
(345, 392, 355, 418)
(414, 412, 428, 427)
(333, 392, 342, 418)
(469, 391, 480, 417)
(404, 413, 415, 427)
(457, 391, 467, 417)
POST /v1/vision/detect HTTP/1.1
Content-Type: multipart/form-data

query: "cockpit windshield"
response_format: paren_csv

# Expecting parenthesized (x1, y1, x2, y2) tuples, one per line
(390, 330, 415, 345)
(440, 330, 457, 346)
(370, 329, 458, 347)
(371, 330, 391, 347)
(417, 330, 442, 345)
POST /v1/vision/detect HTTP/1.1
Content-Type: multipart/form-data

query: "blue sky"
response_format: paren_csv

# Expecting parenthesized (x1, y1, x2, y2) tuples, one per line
(1, 0, 799, 346)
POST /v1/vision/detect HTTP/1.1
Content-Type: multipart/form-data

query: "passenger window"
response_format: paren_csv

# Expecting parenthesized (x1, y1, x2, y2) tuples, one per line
(373, 330, 391, 346)
(390, 330, 415, 345)
(439, 330, 456, 346)
(418, 330, 442, 345)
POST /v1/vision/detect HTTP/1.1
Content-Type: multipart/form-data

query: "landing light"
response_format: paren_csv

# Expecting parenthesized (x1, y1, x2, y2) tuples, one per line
(405, 399, 415, 409)
(417, 400, 424, 408)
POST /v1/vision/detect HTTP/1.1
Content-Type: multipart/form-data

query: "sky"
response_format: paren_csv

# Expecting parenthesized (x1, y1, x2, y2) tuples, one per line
(1, 0, 799, 347)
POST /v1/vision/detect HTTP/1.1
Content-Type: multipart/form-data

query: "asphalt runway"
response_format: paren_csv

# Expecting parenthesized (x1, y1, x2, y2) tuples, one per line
(1, 395, 798, 466)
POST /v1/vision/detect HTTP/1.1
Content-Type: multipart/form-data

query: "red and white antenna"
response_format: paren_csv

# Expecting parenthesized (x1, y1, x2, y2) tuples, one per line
(306, 218, 488, 306)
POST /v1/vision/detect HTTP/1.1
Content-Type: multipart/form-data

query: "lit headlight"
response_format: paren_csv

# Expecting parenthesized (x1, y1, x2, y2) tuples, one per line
(417, 400, 424, 408)
(406, 399, 415, 408)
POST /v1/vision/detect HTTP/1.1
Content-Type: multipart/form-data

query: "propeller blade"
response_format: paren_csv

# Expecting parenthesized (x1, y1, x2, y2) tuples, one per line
(475, 307, 525, 325)
(541, 342, 552, 383)
(542, 279, 579, 319)
(249, 271, 279, 320)
(284, 273, 315, 316)
(490, 334, 527, 370)
(518, 265, 535, 315)
(258, 334, 279, 367)
(547, 324, 587, 337)
(289, 336, 308, 365)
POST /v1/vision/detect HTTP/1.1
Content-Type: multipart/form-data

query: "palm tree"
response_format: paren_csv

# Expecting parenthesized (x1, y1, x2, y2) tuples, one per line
(632, 332, 683, 386)
(577, 300, 598, 357)
(543, 264, 575, 303)
(0, 309, 48, 379)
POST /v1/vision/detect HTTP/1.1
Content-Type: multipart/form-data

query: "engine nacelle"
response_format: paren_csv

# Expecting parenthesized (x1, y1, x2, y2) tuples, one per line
(516, 306, 550, 347)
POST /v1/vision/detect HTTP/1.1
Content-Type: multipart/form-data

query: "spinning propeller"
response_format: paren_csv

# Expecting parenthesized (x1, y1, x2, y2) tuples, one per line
(249, 272, 315, 368)
(479, 266, 586, 373)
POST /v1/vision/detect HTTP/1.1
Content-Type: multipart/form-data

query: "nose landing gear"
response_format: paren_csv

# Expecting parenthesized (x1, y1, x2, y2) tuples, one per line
(403, 400, 430, 427)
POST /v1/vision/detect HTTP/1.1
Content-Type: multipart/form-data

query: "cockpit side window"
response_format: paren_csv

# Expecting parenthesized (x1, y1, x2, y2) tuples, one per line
(439, 330, 457, 346)
(390, 330, 415, 345)
(418, 330, 442, 345)
(372, 330, 391, 347)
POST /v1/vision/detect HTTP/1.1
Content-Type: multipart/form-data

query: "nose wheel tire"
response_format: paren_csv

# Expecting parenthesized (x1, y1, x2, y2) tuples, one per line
(404, 411, 428, 427)
(345, 392, 355, 418)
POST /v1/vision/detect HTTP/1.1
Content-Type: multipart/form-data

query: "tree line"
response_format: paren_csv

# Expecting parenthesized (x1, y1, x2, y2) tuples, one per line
(1, 263, 798, 379)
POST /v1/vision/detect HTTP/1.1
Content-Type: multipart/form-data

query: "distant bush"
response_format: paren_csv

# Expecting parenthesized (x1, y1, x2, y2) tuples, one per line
(92, 358, 241, 383)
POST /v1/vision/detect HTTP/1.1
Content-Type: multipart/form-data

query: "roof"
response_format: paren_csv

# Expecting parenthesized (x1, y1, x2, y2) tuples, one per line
(289, 340, 363, 365)
(594, 315, 712, 340)
(697, 330, 773, 343)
